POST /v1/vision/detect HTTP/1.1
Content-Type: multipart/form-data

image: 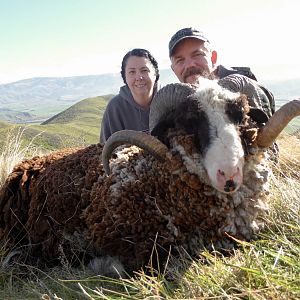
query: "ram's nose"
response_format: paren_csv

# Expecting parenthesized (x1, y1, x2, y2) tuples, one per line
(224, 179, 237, 193)
(216, 168, 242, 193)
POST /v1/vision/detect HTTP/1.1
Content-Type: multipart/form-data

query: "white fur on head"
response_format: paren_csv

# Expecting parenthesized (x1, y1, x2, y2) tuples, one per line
(195, 79, 245, 193)
(203, 123, 244, 193)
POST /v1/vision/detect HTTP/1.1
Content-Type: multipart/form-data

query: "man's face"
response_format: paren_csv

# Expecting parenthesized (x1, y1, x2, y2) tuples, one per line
(171, 38, 217, 84)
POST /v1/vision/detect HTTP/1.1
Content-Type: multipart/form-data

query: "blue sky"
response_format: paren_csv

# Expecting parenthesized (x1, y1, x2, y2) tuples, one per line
(0, 0, 299, 83)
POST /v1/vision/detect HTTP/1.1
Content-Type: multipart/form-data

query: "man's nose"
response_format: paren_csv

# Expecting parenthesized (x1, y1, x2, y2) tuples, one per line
(185, 57, 197, 68)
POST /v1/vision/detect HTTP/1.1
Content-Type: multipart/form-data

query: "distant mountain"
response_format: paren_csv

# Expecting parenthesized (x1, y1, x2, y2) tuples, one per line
(262, 78, 300, 100)
(0, 69, 177, 123)
(0, 74, 122, 105)
(0, 69, 299, 124)
(0, 73, 123, 123)
(0, 107, 37, 123)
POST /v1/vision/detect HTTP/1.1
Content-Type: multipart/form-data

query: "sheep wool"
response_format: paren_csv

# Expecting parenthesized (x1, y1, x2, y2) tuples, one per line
(1, 80, 291, 275)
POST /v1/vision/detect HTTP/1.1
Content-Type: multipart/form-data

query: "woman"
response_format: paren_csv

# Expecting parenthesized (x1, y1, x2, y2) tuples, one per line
(100, 48, 159, 143)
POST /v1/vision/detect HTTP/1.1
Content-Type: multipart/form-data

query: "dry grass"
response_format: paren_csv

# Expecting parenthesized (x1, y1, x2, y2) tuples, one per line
(0, 127, 45, 188)
(0, 132, 299, 299)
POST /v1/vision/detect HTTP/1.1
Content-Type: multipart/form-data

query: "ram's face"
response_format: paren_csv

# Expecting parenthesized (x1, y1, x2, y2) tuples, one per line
(193, 88, 249, 193)
(149, 82, 250, 194)
(202, 123, 244, 193)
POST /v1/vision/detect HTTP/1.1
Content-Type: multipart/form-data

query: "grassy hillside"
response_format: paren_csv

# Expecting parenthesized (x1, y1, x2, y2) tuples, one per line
(0, 92, 299, 299)
(0, 95, 111, 151)
(42, 94, 112, 125)
(0, 132, 299, 299)
(0, 94, 299, 151)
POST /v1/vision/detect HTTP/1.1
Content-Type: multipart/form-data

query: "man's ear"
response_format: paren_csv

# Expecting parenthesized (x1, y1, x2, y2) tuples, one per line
(211, 50, 217, 65)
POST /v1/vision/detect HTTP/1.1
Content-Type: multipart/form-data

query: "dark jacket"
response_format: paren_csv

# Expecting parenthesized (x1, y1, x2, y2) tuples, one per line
(100, 85, 151, 143)
(217, 65, 275, 117)
(217, 65, 257, 81)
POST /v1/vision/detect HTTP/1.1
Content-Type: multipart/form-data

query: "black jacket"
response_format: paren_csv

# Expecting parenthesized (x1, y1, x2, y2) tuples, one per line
(217, 65, 275, 117)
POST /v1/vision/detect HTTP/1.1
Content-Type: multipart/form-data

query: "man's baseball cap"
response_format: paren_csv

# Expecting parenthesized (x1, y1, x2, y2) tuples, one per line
(169, 27, 210, 57)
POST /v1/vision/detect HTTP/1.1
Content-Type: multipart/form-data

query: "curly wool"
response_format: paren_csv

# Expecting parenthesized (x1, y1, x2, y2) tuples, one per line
(0, 86, 272, 273)
(83, 135, 270, 271)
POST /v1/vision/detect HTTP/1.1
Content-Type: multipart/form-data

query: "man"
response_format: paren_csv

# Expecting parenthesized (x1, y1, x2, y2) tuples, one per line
(169, 27, 275, 118)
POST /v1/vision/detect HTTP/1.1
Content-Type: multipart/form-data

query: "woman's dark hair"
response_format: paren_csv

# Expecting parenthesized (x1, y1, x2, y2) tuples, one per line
(121, 48, 159, 85)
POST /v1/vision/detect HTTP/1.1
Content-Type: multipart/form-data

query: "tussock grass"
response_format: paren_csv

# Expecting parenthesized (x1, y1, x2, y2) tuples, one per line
(0, 127, 44, 188)
(0, 132, 299, 299)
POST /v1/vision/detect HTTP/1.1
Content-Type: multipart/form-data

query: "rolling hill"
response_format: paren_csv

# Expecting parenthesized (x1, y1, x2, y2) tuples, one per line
(0, 70, 299, 152)
(0, 69, 177, 123)
(0, 92, 299, 156)
(1, 70, 299, 124)
(42, 94, 112, 125)
(0, 95, 111, 152)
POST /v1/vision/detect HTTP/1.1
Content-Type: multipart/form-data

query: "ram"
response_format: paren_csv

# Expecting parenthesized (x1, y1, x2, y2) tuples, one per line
(0, 77, 299, 276)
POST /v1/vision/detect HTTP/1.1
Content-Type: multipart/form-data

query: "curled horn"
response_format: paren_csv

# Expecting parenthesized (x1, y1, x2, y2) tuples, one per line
(102, 130, 169, 175)
(257, 99, 300, 148)
(149, 83, 197, 132)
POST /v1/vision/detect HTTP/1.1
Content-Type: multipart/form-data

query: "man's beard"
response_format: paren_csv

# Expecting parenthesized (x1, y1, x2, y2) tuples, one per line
(183, 67, 216, 83)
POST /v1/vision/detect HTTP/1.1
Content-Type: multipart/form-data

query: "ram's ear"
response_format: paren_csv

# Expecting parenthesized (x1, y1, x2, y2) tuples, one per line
(225, 94, 250, 124)
(248, 107, 269, 124)
(151, 119, 174, 145)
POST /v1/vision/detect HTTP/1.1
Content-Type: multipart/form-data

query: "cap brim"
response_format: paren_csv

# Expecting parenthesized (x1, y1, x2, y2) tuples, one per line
(169, 35, 209, 57)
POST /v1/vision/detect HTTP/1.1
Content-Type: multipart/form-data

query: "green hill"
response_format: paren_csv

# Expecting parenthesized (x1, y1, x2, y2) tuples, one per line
(0, 95, 112, 151)
(42, 94, 112, 125)
(1, 93, 299, 152)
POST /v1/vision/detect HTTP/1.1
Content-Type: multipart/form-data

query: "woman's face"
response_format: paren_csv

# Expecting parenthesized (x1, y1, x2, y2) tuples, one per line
(125, 56, 157, 107)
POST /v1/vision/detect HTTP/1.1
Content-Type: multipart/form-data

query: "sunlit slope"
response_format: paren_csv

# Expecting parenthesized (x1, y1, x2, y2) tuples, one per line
(0, 95, 111, 150)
